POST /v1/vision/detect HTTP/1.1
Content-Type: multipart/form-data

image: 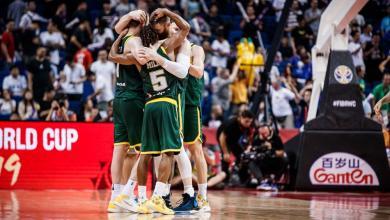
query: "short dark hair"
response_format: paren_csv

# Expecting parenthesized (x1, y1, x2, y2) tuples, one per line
(239, 110, 255, 119)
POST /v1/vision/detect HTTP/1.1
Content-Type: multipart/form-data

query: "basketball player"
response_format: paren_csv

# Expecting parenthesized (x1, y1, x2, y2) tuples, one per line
(123, 8, 191, 215)
(106, 10, 146, 213)
(151, 22, 210, 212)
(110, 9, 196, 214)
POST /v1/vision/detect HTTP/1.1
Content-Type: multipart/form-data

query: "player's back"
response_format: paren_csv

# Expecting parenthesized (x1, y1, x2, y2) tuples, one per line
(140, 46, 181, 101)
(115, 35, 144, 100)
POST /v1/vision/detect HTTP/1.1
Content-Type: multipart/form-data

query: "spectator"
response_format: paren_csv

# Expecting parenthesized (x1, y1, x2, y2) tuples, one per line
(53, 3, 67, 31)
(273, 0, 285, 22)
(90, 50, 115, 92)
(181, 0, 201, 18)
(74, 48, 93, 71)
(189, 14, 211, 44)
(27, 47, 53, 103)
(19, 0, 48, 31)
(2, 65, 27, 100)
(285, 1, 302, 33)
(21, 20, 41, 61)
(211, 62, 240, 118)
(364, 34, 384, 83)
(361, 24, 373, 45)
(348, 31, 365, 69)
(1, 19, 15, 65)
(61, 56, 86, 101)
(217, 110, 255, 182)
(83, 98, 101, 122)
(241, 5, 262, 44)
(304, 0, 322, 34)
(101, 0, 118, 28)
(7, 0, 26, 27)
(270, 79, 296, 129)
(68, 19, 92, 56)
(18, 89, 40, 120)
(292, 16, 313, 51)
(40, 20, 66, 74)
(211, 30, 231, 72)
(89, 19, 114, 52)
(100, 100, 114, 122)
(38, 87, 56, 120)
(208, 104, 223, 128)
(230, 69, 250, 115)
(205, 3, 223, 35)
(46, 95, 77, 121)
(0, 90, 16, 120)
(88, 71, 114, 114)
(297, 83, 312, 126)
(279, 36, 295, 60)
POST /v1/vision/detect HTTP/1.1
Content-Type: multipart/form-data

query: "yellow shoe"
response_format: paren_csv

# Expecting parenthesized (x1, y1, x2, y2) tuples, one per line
(107, 201, 123, 213)
(196, 194, 211, 212)
(113, 194, 138, 212)
(137, 200, 152, 214)
(147, 195, 174, 215)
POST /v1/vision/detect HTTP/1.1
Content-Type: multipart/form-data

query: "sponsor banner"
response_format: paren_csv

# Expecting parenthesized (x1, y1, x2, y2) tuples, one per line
(0, 121, 114, 189)
(309, 152, 379, 186)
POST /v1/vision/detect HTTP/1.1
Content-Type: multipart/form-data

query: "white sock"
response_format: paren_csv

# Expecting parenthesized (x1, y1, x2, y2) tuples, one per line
(175, 147, 192, 180)
(184, 185, 195, 197)
(165, 183, 171, 196)
(138, 185, 147, 202)
(153, 181, 167, 197)
(111, 184, 122, 201)
(121, 179, 136, 197)
(198, 183, 207, 199)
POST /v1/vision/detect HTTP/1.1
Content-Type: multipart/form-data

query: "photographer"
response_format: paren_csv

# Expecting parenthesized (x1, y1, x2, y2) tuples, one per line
(217, 110, 255, 182)
(240, 124, 288, 191)
(46, 94, 77, 121)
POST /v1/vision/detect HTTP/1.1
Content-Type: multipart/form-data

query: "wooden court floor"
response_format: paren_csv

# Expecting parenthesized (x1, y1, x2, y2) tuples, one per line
(1, 190, 390, 220)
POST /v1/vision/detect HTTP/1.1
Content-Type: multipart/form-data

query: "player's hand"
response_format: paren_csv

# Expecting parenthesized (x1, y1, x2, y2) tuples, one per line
(223, 153, 230, 163)
(151, 8, 169, 21)
(137, 47, 157, 62)
(128, 10, 147, 25)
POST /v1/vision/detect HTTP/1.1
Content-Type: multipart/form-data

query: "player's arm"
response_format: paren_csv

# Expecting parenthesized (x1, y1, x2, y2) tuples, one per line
(108, 29, 138, 65)
(189, 45, 205, 79)
(137, 41, 190, 79)
(153, 8, 190, 53)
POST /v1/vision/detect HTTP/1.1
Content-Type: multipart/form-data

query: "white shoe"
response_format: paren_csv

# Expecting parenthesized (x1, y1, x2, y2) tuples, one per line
(112, 194, 138, 212)
(107, 200, 127, 213)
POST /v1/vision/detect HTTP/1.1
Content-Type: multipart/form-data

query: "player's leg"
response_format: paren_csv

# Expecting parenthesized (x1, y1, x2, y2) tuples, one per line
(184, 105, 210, 212)
(112, 98, 144, 212)
(107, 98, 130, 212)
(146, 101, 181, 215)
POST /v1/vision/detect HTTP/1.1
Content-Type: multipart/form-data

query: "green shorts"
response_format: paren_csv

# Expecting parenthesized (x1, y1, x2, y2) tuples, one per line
(141, 97, 182, 155)
(183, 105, 202, 144)
(113, 98, 144, 150)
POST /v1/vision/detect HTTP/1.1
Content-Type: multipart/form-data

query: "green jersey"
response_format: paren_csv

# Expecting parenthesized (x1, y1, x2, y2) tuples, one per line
(185, 75, 204, 106)
(140, 46, 181, 101)
(115, 35, 144, 100)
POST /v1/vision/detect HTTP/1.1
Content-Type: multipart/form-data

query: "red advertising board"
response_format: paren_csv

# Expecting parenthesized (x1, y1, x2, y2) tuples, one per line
(0, 121, 114, 189)
(0, 121, 299, 190)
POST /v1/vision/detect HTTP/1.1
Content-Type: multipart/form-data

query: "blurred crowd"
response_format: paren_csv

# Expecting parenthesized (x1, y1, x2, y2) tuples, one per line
(1, 0, 390, 189)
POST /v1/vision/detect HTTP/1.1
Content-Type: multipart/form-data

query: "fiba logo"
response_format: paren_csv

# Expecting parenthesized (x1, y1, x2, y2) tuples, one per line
(334, 65, 353, 84)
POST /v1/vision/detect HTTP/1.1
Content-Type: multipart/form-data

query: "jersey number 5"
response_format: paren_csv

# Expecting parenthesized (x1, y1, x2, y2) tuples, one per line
(150, 69, 168, 91)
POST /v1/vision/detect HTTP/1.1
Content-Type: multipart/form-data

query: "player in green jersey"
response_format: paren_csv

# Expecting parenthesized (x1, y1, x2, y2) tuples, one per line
(106, 10, 147, 213)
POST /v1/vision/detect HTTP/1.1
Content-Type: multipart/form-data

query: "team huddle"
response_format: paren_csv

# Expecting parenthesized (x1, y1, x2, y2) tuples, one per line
(106, 8, 209, 215)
